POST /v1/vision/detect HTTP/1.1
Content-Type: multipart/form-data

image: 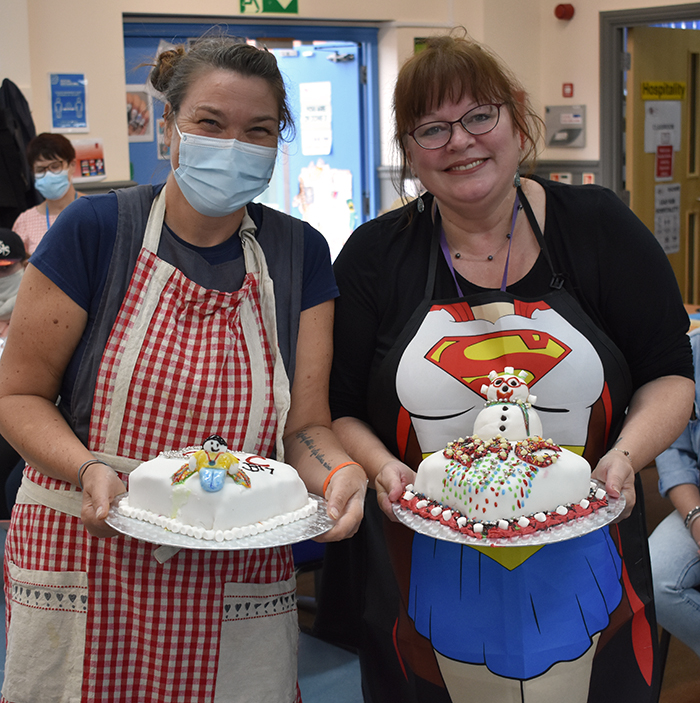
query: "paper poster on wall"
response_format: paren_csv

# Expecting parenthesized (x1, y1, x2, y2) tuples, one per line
(655, 144, 674, 181)
(71, 138, 106, 183)
(654, 182, 681, 254)
(299, 81, 332, 156)
(126, 85, 153, 142)
(293, 159, 355, 259)
(50, 73, 88, 133)
(644, 101, 681, 153)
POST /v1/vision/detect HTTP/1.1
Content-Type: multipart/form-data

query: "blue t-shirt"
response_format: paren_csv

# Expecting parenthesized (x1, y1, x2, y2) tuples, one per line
(32, 190, 338, 315)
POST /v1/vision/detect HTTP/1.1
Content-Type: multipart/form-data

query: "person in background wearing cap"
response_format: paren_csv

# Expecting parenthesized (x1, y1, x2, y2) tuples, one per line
(0, 228, 26, 520)
(12, 133, 82, 255)
(0, 228, 27, 340)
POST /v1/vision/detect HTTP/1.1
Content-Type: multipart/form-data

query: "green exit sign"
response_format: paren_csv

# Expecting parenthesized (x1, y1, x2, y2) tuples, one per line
(240, 0, 298, 13)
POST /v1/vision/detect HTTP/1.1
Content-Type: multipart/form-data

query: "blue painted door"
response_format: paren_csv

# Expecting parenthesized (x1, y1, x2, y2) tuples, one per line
(262, 44, 363, 258)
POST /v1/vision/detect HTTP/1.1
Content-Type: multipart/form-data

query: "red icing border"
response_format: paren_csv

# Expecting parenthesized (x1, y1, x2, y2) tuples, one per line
(398, 486, 608, 540)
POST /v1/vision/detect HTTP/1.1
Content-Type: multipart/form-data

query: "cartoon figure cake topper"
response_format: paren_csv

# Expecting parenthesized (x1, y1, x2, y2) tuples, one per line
(171, 435, 252, 492)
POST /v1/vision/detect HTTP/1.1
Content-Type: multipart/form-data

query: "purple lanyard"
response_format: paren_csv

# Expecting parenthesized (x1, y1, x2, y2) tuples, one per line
(439, 192, 520, 296)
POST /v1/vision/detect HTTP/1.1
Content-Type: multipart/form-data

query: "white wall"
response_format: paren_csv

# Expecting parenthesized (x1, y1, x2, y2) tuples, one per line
(1, 0, 32, 101)
(531, 0, 605, 162)
(2, 0, 698, 182)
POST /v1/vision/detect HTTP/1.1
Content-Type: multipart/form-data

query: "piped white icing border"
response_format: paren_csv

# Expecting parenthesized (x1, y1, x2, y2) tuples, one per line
(118, 496, 318, 542)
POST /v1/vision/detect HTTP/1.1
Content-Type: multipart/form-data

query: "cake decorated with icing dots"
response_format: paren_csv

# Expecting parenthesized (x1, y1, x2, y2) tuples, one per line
(399, 369, 608, 540)
(119, 435, 317, 542)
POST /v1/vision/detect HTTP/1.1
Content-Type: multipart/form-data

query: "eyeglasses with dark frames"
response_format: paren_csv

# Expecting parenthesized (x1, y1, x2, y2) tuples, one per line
(408, 103, 504, 150)
(33, 160, 67, 178)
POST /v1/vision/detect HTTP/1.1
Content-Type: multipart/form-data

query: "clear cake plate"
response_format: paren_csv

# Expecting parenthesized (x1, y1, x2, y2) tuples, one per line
(106, 494, 334, 550)
(392, 482, 626, 548)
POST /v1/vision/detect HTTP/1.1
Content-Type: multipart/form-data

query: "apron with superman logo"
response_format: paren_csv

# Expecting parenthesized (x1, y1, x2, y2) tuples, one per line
(360, 193, 660, 701)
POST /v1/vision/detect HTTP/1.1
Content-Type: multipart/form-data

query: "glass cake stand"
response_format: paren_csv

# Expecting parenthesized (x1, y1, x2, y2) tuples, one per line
(106, 494, 334, 550)
(392, 486, 626, 548)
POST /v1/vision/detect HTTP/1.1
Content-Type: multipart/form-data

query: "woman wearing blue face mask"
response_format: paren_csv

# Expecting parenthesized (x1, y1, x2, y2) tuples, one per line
(11, 132, 82, 255)
(0, 37, 368, 703)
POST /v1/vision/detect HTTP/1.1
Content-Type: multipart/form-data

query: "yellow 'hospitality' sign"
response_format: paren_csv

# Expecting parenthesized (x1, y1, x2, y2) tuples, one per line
(641, 82, 686, 100)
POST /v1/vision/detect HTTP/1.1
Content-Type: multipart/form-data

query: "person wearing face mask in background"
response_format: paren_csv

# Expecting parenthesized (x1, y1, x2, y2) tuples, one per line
(0, 37, 367, 703)
(11, 132, 82, 255)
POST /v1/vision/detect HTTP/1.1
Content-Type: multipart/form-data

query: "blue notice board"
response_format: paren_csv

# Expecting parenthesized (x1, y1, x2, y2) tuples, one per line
(50, 73, 88, 132)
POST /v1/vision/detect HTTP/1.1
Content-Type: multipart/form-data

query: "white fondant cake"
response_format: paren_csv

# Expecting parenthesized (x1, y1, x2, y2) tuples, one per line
(413, 436, 591, 523)
(119, 439, 316, 542)
(405, 369, 601, 536)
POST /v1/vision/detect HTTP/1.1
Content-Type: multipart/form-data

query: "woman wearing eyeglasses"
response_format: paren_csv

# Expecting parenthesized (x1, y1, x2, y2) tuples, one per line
(12, 132, 82, 254)
(320, 32, 694, 703)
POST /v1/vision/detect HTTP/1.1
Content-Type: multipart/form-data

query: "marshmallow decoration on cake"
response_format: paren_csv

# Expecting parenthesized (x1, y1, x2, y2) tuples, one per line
(404, 369, 605, 538)
(119, 435, 317, 541)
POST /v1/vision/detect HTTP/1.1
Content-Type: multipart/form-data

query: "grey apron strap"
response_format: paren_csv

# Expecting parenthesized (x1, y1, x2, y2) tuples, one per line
(239, 213, 291, 461)
(102, 188, 175, 456)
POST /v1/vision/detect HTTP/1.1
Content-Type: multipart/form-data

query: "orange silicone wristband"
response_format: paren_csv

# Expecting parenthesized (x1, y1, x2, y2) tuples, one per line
(323, 461, 360, 496)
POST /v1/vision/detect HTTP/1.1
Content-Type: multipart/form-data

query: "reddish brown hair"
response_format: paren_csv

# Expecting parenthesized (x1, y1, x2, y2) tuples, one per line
(393, 32, 543, 197)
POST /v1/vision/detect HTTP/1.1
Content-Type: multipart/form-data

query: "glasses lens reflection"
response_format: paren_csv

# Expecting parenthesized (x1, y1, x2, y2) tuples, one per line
(34, 161, 65, 177)
(412, 104, 501, 149)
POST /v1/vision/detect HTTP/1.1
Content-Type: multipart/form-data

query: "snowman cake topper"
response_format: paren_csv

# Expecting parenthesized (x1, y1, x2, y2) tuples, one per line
(170, 435, 252, 493)
(475, 367, 543, 440)
(480, 367, 536, 406)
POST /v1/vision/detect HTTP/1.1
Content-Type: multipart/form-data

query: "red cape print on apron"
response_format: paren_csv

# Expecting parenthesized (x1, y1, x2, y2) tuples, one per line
(364, 191, 660, 702)
(4, 187, 301, 703)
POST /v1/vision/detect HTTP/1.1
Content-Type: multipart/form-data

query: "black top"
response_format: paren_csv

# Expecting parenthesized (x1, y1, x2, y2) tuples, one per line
(330, 176, 693, 424)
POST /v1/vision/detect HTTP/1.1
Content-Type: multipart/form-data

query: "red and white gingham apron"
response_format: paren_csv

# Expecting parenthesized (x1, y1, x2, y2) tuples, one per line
(3, 187, 302, 703)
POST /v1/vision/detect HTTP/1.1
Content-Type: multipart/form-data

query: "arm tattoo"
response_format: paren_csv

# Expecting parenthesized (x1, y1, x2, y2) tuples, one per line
(296, 430, 334, 471)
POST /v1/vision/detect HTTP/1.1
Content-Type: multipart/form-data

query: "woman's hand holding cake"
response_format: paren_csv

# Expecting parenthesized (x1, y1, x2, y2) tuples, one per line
(78, 460, 126, 538)
(592, 448, 636, 521)
(332, 415, 415, 521)
(593, 374, 695, 522)
(375, 459, 416, 520)
(318, 460, 368, 541)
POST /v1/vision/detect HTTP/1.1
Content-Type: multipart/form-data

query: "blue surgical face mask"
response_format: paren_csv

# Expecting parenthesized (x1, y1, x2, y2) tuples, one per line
(35, 169, 71, 201)
(172, 122, 277, 217)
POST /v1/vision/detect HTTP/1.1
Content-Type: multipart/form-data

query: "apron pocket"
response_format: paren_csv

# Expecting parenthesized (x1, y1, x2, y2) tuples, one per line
(3, 561, 88, 703)
(214, 575, 298, 703)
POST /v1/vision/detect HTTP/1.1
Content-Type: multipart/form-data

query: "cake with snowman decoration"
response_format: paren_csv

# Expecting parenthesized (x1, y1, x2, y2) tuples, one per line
(399, 368, 609, 540)
(118, 434, 317, 542)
